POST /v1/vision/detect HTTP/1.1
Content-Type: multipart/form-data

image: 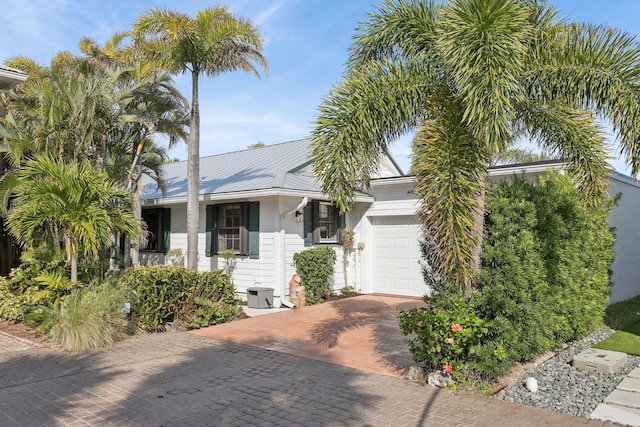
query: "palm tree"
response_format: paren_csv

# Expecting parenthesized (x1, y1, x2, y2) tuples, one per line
(311, 0, 640, 295)
(132, 6, 268, 270)
(0, 155, 139, 282)
(79, 35, 189, 267)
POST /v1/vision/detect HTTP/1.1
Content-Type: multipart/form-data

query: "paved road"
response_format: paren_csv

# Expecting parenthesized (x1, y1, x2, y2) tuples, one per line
(0, 332, 610, 426)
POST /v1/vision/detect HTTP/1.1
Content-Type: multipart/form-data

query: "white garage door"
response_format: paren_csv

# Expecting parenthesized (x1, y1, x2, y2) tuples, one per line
(371, 216, 428, 297)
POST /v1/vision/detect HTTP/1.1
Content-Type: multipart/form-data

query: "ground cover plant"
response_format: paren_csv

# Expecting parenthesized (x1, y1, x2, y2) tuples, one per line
(593, 295, 640, 355)
(594, 320, 640, 355)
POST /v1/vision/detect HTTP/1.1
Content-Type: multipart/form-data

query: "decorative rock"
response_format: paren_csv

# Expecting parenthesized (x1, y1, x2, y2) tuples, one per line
(427, 372, 453, 388)
(495, 328, 640, 419)
(406, 366, 427, 384)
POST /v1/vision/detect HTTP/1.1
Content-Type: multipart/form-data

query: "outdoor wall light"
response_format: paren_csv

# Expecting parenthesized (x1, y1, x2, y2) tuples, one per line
(295, 210, 303, 222)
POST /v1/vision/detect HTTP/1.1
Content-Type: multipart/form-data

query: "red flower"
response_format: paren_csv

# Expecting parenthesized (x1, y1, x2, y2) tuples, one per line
(416, 320, 423, 327)
(446, 338, 455, 345)
(451, 323, 462, 333)
(443, 364, 453, 374)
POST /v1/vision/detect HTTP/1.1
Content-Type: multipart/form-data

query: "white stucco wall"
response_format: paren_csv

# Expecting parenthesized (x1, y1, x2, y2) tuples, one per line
(608, 174, 640, 304)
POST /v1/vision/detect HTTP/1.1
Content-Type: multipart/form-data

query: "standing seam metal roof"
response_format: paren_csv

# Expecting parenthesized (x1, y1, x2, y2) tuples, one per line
(142, 138, 322, 200)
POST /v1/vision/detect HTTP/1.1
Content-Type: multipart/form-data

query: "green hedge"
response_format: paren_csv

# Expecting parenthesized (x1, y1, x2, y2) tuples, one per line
(293, 246, 337, 304)
(473, 173, 615, 378)
(400, 172, 616, 382)
(121, 265, 241, 332)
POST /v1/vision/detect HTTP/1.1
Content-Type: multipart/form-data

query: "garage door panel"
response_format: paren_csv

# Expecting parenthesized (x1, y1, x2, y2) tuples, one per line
(372, 216, 428, 298)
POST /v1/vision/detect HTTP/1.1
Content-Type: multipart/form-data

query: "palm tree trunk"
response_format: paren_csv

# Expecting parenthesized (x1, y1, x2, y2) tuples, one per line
(130, 157, 143, 267)
(109, 231, 120, 271)
(469, 179, 486, 294)
(186, 70, 200, 270)
(70, 252, 78, 283)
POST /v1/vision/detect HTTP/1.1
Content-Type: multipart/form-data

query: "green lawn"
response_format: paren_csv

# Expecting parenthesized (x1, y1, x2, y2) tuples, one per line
(594, 319, 640, 355)
(592, 296, 640, 355)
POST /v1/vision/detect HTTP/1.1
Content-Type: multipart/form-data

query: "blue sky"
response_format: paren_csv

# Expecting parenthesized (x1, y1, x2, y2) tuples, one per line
(1, 0, 639, 175)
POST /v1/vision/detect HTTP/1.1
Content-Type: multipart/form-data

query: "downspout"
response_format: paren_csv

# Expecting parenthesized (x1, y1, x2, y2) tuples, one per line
(280, 197, 309, 308)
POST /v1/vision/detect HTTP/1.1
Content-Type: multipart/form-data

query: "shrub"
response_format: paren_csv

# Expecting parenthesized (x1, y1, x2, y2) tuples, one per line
(0, 276, 39, 322)
(471, 173, 615, 378)
(47, 282, 129, 352)
(406, 172, 616, 383)
(292, 246, 337, 305)
(121, 265, 241, 332)
(398, 293, 488, 385)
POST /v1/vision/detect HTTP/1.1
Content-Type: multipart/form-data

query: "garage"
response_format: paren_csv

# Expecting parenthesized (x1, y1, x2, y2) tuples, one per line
(370, 215, 429, 298)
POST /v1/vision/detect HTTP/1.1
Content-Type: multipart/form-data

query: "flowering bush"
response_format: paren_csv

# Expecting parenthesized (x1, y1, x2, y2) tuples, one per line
(398, 293, 488, 384)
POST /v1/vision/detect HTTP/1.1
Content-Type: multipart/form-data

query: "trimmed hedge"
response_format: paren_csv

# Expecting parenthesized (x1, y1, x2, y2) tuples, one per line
(121, 265, 241, 332)
(293, 246, 337, 304)
(400, 172, 616, 382)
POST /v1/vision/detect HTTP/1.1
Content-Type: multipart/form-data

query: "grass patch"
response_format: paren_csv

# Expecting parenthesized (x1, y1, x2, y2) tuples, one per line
(593, 319, 640, 355)
(604, 295, 640, 330)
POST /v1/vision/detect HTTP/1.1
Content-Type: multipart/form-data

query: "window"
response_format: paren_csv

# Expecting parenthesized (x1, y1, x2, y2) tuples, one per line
(218, 203, 242, 252)
(206, 202, 259, 258)
(141, 208, 171, 253)
(304, 201, 345, 246)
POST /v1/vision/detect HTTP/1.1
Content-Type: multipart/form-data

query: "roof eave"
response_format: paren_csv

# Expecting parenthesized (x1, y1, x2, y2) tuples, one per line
(142, 188, 374, 206)
(0, 67, 27, 93)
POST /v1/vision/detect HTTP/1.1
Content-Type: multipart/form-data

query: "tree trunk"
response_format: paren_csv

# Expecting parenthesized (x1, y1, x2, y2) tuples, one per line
(186, 70, 200, 270)
(130, 157, 143, 267)
(68, 238, 78, 283)
(109, 231, 120, 272)
(469, 179, 487, 295)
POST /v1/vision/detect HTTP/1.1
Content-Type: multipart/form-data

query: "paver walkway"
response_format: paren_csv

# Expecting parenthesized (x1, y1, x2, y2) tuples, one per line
(0, 329, 611, 426)
(193, 294, 425, 377)
(591, 366, 640, 426)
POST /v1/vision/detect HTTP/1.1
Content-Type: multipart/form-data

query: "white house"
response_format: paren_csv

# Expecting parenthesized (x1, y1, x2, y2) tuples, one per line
(0, 64, 27, 93)
(140, 138, 640, 305)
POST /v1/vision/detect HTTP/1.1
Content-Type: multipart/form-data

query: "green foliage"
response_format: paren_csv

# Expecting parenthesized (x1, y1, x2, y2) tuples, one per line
(605, 295, 640, 330)
(47, 282, 129, 352)
(594, 320, 640, 355)
(405, 172, 616, 382)
(292, 247, 337, 305)
(0, 276, 39, 322)
(121, 265, 240, 332)
(33, 272, 77, 302)
(471, 173, 614, 379)
(398, 293, 488, 385)
(311, 0, 636, 293)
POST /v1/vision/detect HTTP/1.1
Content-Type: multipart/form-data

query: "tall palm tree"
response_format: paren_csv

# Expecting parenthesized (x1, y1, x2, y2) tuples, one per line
(0, 155, 139, 282)
(2, 53, 117, 165)
(311, 0, 640, 294)
(132, 6, 268, 270)
(79, 35, 189, 266)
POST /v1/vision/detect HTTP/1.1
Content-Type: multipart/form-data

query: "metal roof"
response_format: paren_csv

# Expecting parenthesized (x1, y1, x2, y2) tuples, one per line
(0, 64, 27, 93)
(142, 138, 323, 200)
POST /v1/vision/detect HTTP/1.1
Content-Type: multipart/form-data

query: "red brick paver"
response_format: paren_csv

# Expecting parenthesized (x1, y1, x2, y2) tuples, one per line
(0, 296, 612, 426)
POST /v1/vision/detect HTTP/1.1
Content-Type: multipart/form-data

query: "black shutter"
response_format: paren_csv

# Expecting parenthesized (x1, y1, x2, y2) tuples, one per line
(161, 208, 171, 254)
(303, 202, 314, 247)
(205, 205, 215, 257)
(248, 201, 260, 259)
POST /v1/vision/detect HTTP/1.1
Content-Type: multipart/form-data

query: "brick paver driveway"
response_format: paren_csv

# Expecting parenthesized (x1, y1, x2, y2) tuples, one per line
(0, 298, 610, 426)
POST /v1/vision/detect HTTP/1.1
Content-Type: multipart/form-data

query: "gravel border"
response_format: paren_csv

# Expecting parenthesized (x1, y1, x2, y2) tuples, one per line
(494, 328, 640, 419)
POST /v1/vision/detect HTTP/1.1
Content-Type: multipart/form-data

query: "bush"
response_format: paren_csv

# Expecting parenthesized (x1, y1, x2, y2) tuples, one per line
(405, 172, 616, 383)
(0, 276, 39, 322)
(121, 265, 241, 332)
(472, 173, 615, 379)
(292, 246, 337, 305)
(398, 293, 488, 385)
(47, 282, 129, 352)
